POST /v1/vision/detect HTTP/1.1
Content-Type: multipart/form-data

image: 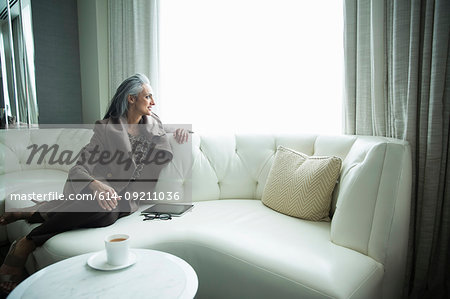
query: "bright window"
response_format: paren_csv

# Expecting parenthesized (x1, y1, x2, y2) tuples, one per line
(160, 0, 343, 134)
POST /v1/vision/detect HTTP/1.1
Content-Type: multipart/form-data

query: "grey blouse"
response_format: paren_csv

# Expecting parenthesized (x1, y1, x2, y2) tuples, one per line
(128, 133, 152, 180)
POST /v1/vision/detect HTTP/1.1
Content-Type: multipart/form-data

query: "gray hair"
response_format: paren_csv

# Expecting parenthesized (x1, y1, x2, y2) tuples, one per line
(104, 73, 151, 119)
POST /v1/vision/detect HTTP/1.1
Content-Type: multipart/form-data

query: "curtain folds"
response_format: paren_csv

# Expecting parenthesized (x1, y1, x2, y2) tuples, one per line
(344, 0, 449, 298)
(108, 0, 160, 111)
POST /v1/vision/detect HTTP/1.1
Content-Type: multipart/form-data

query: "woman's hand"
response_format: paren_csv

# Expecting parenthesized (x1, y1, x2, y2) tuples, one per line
(88, 180, 120, 211)
(173, 128, 189, 144)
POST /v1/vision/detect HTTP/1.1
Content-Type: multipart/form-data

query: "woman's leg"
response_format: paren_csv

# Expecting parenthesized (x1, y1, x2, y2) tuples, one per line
(0, 237, 35, 292)
(0, 209, 126, 293)
(0, 202, 46, 225)
(27, 211, 122, 246)
(0, 212, 33, 225)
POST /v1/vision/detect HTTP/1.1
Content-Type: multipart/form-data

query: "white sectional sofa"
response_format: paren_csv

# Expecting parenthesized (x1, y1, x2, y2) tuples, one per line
(0, 128, 412, 299)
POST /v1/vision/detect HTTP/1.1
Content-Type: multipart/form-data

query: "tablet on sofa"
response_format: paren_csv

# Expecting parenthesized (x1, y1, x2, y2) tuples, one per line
(141, 203, 194, 217)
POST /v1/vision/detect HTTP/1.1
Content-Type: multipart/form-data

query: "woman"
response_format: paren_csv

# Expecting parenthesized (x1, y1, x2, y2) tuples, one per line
(0, 74, 189, 293)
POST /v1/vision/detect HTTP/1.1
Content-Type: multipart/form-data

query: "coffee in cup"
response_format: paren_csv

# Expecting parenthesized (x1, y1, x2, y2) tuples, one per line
(110, 238, 127, 242)
(104, 234, 130, 266)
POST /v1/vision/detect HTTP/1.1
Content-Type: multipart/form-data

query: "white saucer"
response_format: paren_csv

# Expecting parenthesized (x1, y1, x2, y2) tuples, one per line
(87, 250, 137, 271)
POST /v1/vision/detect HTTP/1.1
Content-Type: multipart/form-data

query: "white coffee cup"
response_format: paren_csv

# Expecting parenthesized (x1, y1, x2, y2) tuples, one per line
(104, 234, 130, 266)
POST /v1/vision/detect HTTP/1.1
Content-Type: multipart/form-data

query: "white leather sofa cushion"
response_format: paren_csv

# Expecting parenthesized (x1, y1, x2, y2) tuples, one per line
(0, 170, 67, 200)
(9, 200, 383, 299)
(331, 139, 411, 259)
(0, 128, 92, 174)
(0, 170, 67, 243)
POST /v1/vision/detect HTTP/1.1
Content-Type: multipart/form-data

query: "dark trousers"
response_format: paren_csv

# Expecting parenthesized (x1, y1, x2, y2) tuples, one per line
(26, 200, 131, 247)
(25, 157, 170, 247)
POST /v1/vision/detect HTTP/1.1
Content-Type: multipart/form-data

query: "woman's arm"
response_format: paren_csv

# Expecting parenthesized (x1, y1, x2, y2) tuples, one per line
(65, 121, 119, 210)
(88, 180, 119, 211)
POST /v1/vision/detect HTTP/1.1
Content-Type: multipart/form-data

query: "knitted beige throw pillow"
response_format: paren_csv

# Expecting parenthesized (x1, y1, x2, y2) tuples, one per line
(262, 146, 342, 221)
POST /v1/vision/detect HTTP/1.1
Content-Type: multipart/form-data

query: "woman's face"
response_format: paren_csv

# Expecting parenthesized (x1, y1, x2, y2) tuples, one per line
(130, 84, 155, 116)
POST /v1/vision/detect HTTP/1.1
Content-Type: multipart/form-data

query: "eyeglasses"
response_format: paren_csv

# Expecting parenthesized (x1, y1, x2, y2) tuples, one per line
(142, 213, 172, 221)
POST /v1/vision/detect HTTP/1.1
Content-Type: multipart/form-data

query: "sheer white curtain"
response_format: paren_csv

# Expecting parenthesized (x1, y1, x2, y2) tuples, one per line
(159, 0, 344, 134)
(108, 0, 160, 114)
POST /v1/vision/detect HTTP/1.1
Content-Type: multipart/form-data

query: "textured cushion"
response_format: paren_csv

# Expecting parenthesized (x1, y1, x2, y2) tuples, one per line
(262, 146, 341, 221)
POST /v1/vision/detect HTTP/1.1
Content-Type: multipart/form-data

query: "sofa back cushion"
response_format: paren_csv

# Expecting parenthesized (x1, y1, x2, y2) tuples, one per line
(330, 137, 411, 263)
(189, 133, 355, 203)
(0, 128, 92, 175)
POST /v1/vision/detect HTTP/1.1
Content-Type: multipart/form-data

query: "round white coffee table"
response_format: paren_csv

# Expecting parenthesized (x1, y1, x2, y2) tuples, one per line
(8, 249, 198, 299)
